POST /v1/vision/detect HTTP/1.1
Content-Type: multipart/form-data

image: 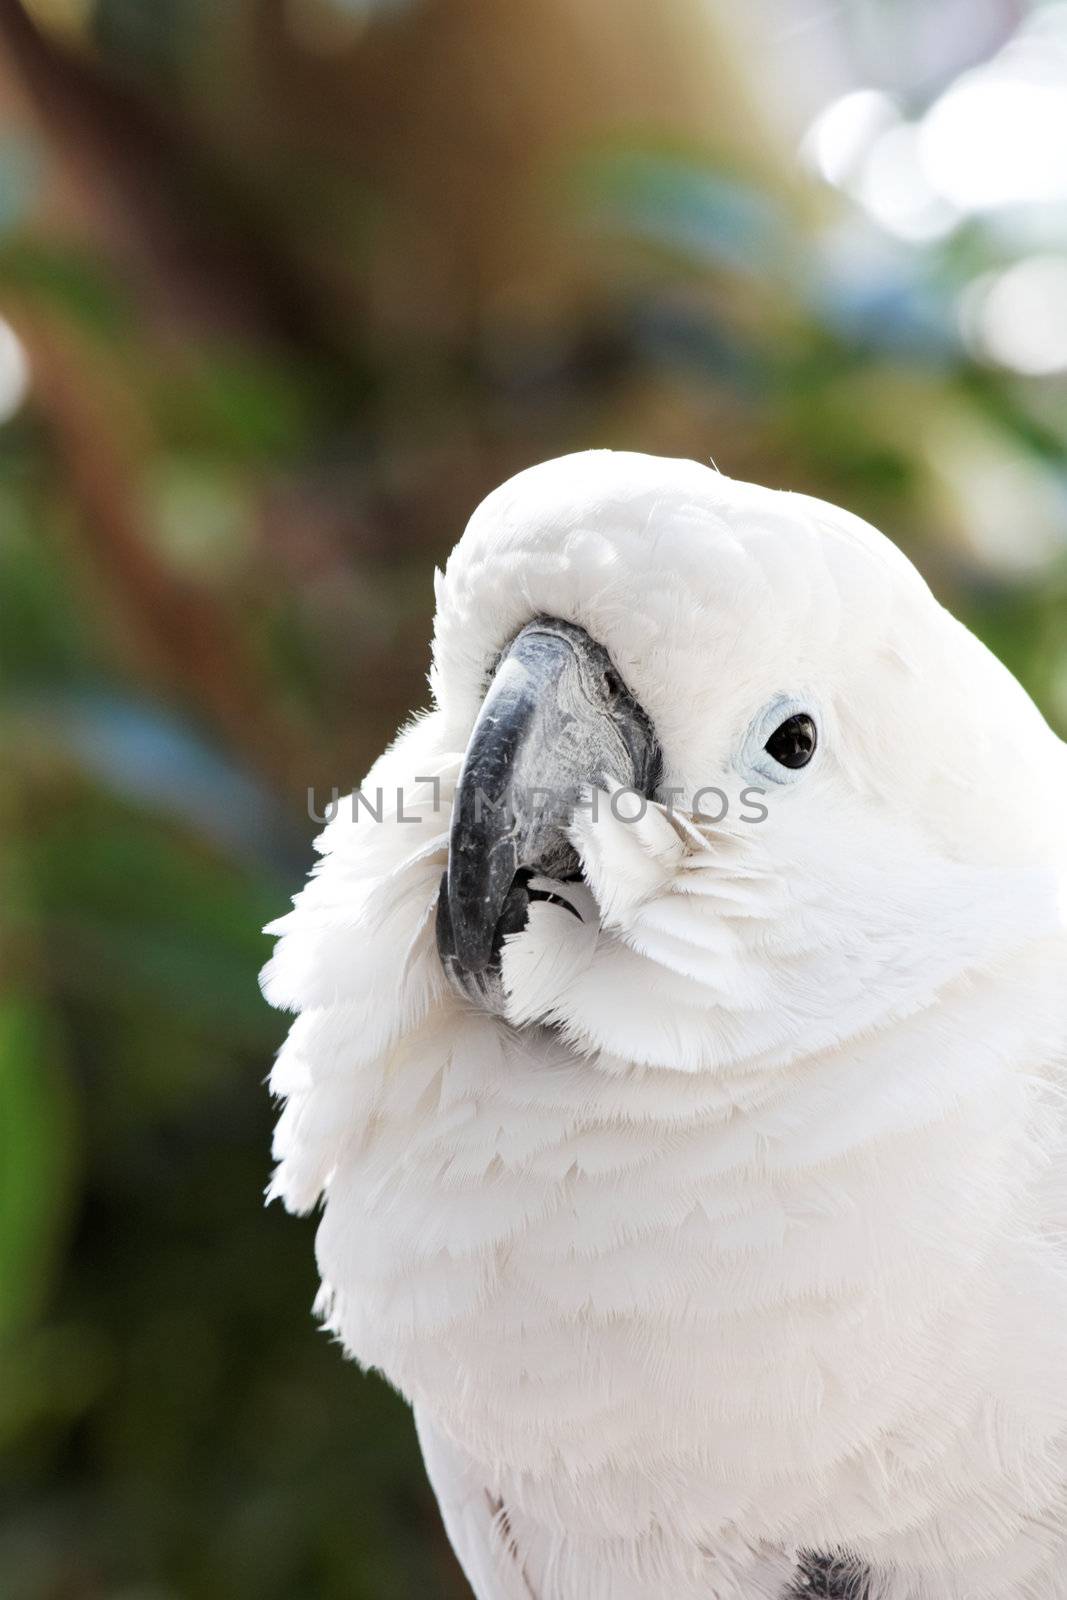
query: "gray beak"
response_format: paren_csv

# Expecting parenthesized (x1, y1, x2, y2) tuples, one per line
(436, 616, 660, 1009)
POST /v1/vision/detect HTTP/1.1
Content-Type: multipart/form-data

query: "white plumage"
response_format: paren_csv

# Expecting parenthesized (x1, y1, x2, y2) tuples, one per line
(262, 450, 1067, 1599)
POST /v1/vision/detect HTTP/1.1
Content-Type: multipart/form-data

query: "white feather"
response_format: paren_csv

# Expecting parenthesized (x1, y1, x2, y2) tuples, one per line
(264, 451, 1067, 1599)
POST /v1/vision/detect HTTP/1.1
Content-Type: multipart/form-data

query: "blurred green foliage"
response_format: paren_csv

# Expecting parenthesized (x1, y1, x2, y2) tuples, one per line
(0, 0, 1065, 1596)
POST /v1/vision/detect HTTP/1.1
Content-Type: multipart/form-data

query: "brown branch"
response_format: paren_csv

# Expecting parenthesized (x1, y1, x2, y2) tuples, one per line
(0, 0, 361, 368)
(20, 310, 322, 804)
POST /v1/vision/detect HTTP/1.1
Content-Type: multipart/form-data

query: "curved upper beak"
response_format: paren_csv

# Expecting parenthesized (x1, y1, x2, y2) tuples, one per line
(436, 616, 660, 1009)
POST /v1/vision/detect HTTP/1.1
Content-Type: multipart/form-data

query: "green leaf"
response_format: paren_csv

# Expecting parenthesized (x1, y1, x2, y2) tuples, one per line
(0, 997, 77, 1340)
(0, 241, 131, 339)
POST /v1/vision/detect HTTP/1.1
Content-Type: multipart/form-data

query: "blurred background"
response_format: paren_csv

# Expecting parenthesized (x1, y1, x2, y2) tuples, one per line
(1, 0, 1066, 1594)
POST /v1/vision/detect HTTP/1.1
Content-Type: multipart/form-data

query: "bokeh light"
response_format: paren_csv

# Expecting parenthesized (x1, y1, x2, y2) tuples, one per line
(0, 318, 30, 424)
(961, 254, 1067, 374)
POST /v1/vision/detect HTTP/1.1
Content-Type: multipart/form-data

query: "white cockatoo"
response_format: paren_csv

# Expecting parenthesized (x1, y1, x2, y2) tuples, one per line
(262, 450, 1067, 1600)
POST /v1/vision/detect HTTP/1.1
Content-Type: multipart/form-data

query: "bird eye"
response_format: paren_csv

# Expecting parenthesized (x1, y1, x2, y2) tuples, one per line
(764, 712, 817, 769)
(602, 666, 623, 698)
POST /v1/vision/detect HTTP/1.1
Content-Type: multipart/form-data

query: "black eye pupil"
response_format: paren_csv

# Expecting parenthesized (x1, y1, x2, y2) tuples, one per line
(603, 668, 622, 697)
(765, 712, 817, 769)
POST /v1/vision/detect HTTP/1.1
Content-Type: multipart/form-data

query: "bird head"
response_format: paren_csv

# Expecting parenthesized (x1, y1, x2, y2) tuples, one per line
(428, 450, 1064, 1068)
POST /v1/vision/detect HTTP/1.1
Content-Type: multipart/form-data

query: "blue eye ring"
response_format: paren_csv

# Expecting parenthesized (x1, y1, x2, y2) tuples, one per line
(740, 695, 821, 787)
